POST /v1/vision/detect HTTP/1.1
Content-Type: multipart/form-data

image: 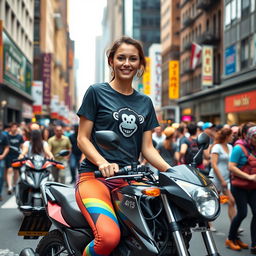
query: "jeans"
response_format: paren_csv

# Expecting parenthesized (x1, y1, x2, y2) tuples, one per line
(0, 159, 5, 196)
(228, 186, 256, 246)
(69, 153, 81, 182)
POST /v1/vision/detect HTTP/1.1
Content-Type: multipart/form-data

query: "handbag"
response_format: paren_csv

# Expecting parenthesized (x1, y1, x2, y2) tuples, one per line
(231, 144, 256, 190)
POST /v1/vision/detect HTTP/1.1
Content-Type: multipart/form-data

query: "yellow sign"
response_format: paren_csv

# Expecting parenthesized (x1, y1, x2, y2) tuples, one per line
(143, 57, 151, 95)
(169, 60, 179, 99)
(202, 46, 213, 86)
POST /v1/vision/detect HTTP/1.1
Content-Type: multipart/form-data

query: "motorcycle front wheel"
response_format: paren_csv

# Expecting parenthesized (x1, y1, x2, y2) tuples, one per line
(36, 230, 69, 256)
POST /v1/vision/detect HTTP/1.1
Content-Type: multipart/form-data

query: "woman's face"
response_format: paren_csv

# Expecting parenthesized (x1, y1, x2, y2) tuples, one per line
(110, 43, 141, 82)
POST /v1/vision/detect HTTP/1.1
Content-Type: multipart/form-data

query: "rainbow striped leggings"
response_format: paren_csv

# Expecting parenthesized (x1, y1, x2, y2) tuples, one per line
(75, 172, 126, 256)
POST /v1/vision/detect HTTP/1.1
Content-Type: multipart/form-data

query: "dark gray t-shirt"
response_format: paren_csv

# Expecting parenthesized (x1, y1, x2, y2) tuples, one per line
(77, 83, 159, 172)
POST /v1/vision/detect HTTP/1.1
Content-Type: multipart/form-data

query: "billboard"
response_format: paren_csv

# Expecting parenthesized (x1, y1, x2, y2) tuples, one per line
(202, 46, 213, 86)
(168, 60, 179, 99)
(143, 57, 151, 95)
(225, 45, 236, 75)
(42, 53, 52, 105)
(149, 44, 162, 108)
(32, 81, 43, 115)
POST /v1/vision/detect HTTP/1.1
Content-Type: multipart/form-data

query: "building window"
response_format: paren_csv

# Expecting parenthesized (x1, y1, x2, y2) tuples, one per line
(242, 0, 250, 18)
(225, 3, 231, 27)
(240, 37, 250, 69)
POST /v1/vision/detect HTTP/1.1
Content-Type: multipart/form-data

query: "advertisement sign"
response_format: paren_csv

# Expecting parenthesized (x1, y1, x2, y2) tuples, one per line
(143, 57, 151, 95)
(22, 103, 33, 119)
(202, 46, 213, 86)
(149, 44, 162, 108)
(0, 20, 3, 83)
(225, 90, 256, 113)
(168, 60, 179, 99)
(42, 53, 51, 105)
(225, 45, 236, 75)
(50, 95, 60, 119)
(32, 81, 43, 115)
(3, 31, 27, 91)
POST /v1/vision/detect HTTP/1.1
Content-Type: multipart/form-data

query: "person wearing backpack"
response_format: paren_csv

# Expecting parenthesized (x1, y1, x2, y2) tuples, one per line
(179, 123, 205, 169)
(225, 125, 256, 253)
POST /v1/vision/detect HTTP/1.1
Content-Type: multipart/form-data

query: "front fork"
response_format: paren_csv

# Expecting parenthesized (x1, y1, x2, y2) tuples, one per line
(161, 194, 221, 256)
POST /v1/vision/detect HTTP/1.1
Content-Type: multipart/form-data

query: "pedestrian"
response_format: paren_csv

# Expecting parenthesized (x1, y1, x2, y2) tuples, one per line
(209, 128, 236, 226)
(6, 122, 24, 194)
(76, 36, 171, 256)
(157, 126, 178, 166)
(152, 126, 166, 146)
(68, 124, 82, 184)
(230, 125, 239, 146)
(48, 125, 71, 184)
(179, 123, 205, 169)
(225, 126, 256, 253)
(0, 122, 9, 201)
(19, 129, 54, 159)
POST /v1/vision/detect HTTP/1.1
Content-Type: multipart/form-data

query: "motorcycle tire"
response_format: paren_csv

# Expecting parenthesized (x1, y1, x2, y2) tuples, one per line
(36, 230, 69, 256)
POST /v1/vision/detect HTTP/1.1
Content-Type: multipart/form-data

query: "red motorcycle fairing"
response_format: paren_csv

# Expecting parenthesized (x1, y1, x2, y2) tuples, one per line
(47, 201, 71, 227)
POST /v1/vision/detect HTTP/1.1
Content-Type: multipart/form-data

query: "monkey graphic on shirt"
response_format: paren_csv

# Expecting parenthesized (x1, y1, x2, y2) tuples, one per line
(113, 108, 144, 138)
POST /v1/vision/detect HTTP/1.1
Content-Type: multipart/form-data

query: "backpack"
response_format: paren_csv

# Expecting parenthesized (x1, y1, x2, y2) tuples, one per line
(231, 144, 256, 189)
(184, 137, 203, 166)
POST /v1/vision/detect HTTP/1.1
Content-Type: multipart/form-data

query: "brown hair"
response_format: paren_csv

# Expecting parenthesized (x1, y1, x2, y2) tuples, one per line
(107, 36, 146, 81)
(30, 130, 44, 155)
(214, 127, 232, 144)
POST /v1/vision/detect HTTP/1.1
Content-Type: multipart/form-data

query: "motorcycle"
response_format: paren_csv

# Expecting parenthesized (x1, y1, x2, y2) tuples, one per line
(19, 131, 221, 256)
(12, 149, 69, 240)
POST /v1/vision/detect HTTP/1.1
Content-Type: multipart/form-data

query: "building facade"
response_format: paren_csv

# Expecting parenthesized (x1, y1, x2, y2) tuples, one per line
(0, 0, 34, 125)
(178, 0, 223, 123)
(33, 0, 76, 125)
(160, 0, 180, 123)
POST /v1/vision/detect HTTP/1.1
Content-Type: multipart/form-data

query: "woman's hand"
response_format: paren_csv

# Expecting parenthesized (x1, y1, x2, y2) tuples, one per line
(99, 163, 119, 177)
(221, 180, 228, 190)
(248, 174, 256, 182)
(18, 154, 24, 159)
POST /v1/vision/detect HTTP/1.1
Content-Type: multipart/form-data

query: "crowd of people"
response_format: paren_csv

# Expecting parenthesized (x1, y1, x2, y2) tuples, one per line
(152, 121, 256, 254)
(0, 119, 255, 253)
(0, 121, 82, 202)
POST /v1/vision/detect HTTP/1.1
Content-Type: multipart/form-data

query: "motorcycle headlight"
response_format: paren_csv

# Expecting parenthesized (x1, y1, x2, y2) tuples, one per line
(176, 180, 219, 220)
(191, 185, 219, 219)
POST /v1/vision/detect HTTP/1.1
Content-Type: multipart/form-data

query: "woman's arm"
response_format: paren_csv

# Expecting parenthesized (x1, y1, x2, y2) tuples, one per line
(141, 130, 171, 172)
(43, 143, 54, 159)
(229, 161, 256, 181)
(77, 116, 118, 177)
(19, 144, 28, 159)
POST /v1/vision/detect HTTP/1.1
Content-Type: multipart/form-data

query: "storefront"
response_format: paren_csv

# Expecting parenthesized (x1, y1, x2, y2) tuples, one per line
(225, 89, 256, 125)
(0, 30, 33, 125)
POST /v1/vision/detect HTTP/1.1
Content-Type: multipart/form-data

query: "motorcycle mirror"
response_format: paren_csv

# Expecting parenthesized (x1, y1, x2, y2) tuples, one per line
(95, 131, 120, 150)
(57, 150, 70, 157)
(95, 130, 134, 159)
(196, 132, 210, 150)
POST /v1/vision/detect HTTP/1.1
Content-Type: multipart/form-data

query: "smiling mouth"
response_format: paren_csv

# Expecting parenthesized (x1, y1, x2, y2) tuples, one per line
(122, 128, 134, 134)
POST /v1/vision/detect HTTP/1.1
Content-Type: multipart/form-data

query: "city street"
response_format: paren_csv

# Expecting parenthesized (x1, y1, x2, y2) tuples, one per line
(0, 192, 253, 256)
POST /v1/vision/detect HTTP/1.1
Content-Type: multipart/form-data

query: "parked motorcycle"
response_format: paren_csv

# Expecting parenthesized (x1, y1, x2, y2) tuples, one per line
(19, 131, 221, 256)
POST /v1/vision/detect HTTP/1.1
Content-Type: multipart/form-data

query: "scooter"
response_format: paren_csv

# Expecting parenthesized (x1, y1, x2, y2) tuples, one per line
(19, 131, 221, 256)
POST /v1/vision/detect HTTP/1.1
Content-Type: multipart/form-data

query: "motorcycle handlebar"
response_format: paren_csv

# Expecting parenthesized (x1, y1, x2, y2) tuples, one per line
(94, 165, 151, 178)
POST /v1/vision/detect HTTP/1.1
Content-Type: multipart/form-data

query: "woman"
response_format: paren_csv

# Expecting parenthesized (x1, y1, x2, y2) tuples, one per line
(157, 126, 178, 166)
(19, 129, 53, 159)
(76, 36, 171, 256)
(209, 128, 236, 222)
(226, 126, 256, 253)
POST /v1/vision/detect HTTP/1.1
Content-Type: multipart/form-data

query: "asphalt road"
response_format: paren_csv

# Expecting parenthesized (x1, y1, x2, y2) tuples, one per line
(0, 192, 253, 256)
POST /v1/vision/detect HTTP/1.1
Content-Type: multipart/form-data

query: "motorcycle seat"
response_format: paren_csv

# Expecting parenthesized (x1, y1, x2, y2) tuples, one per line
(49, 185, 90, 228)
